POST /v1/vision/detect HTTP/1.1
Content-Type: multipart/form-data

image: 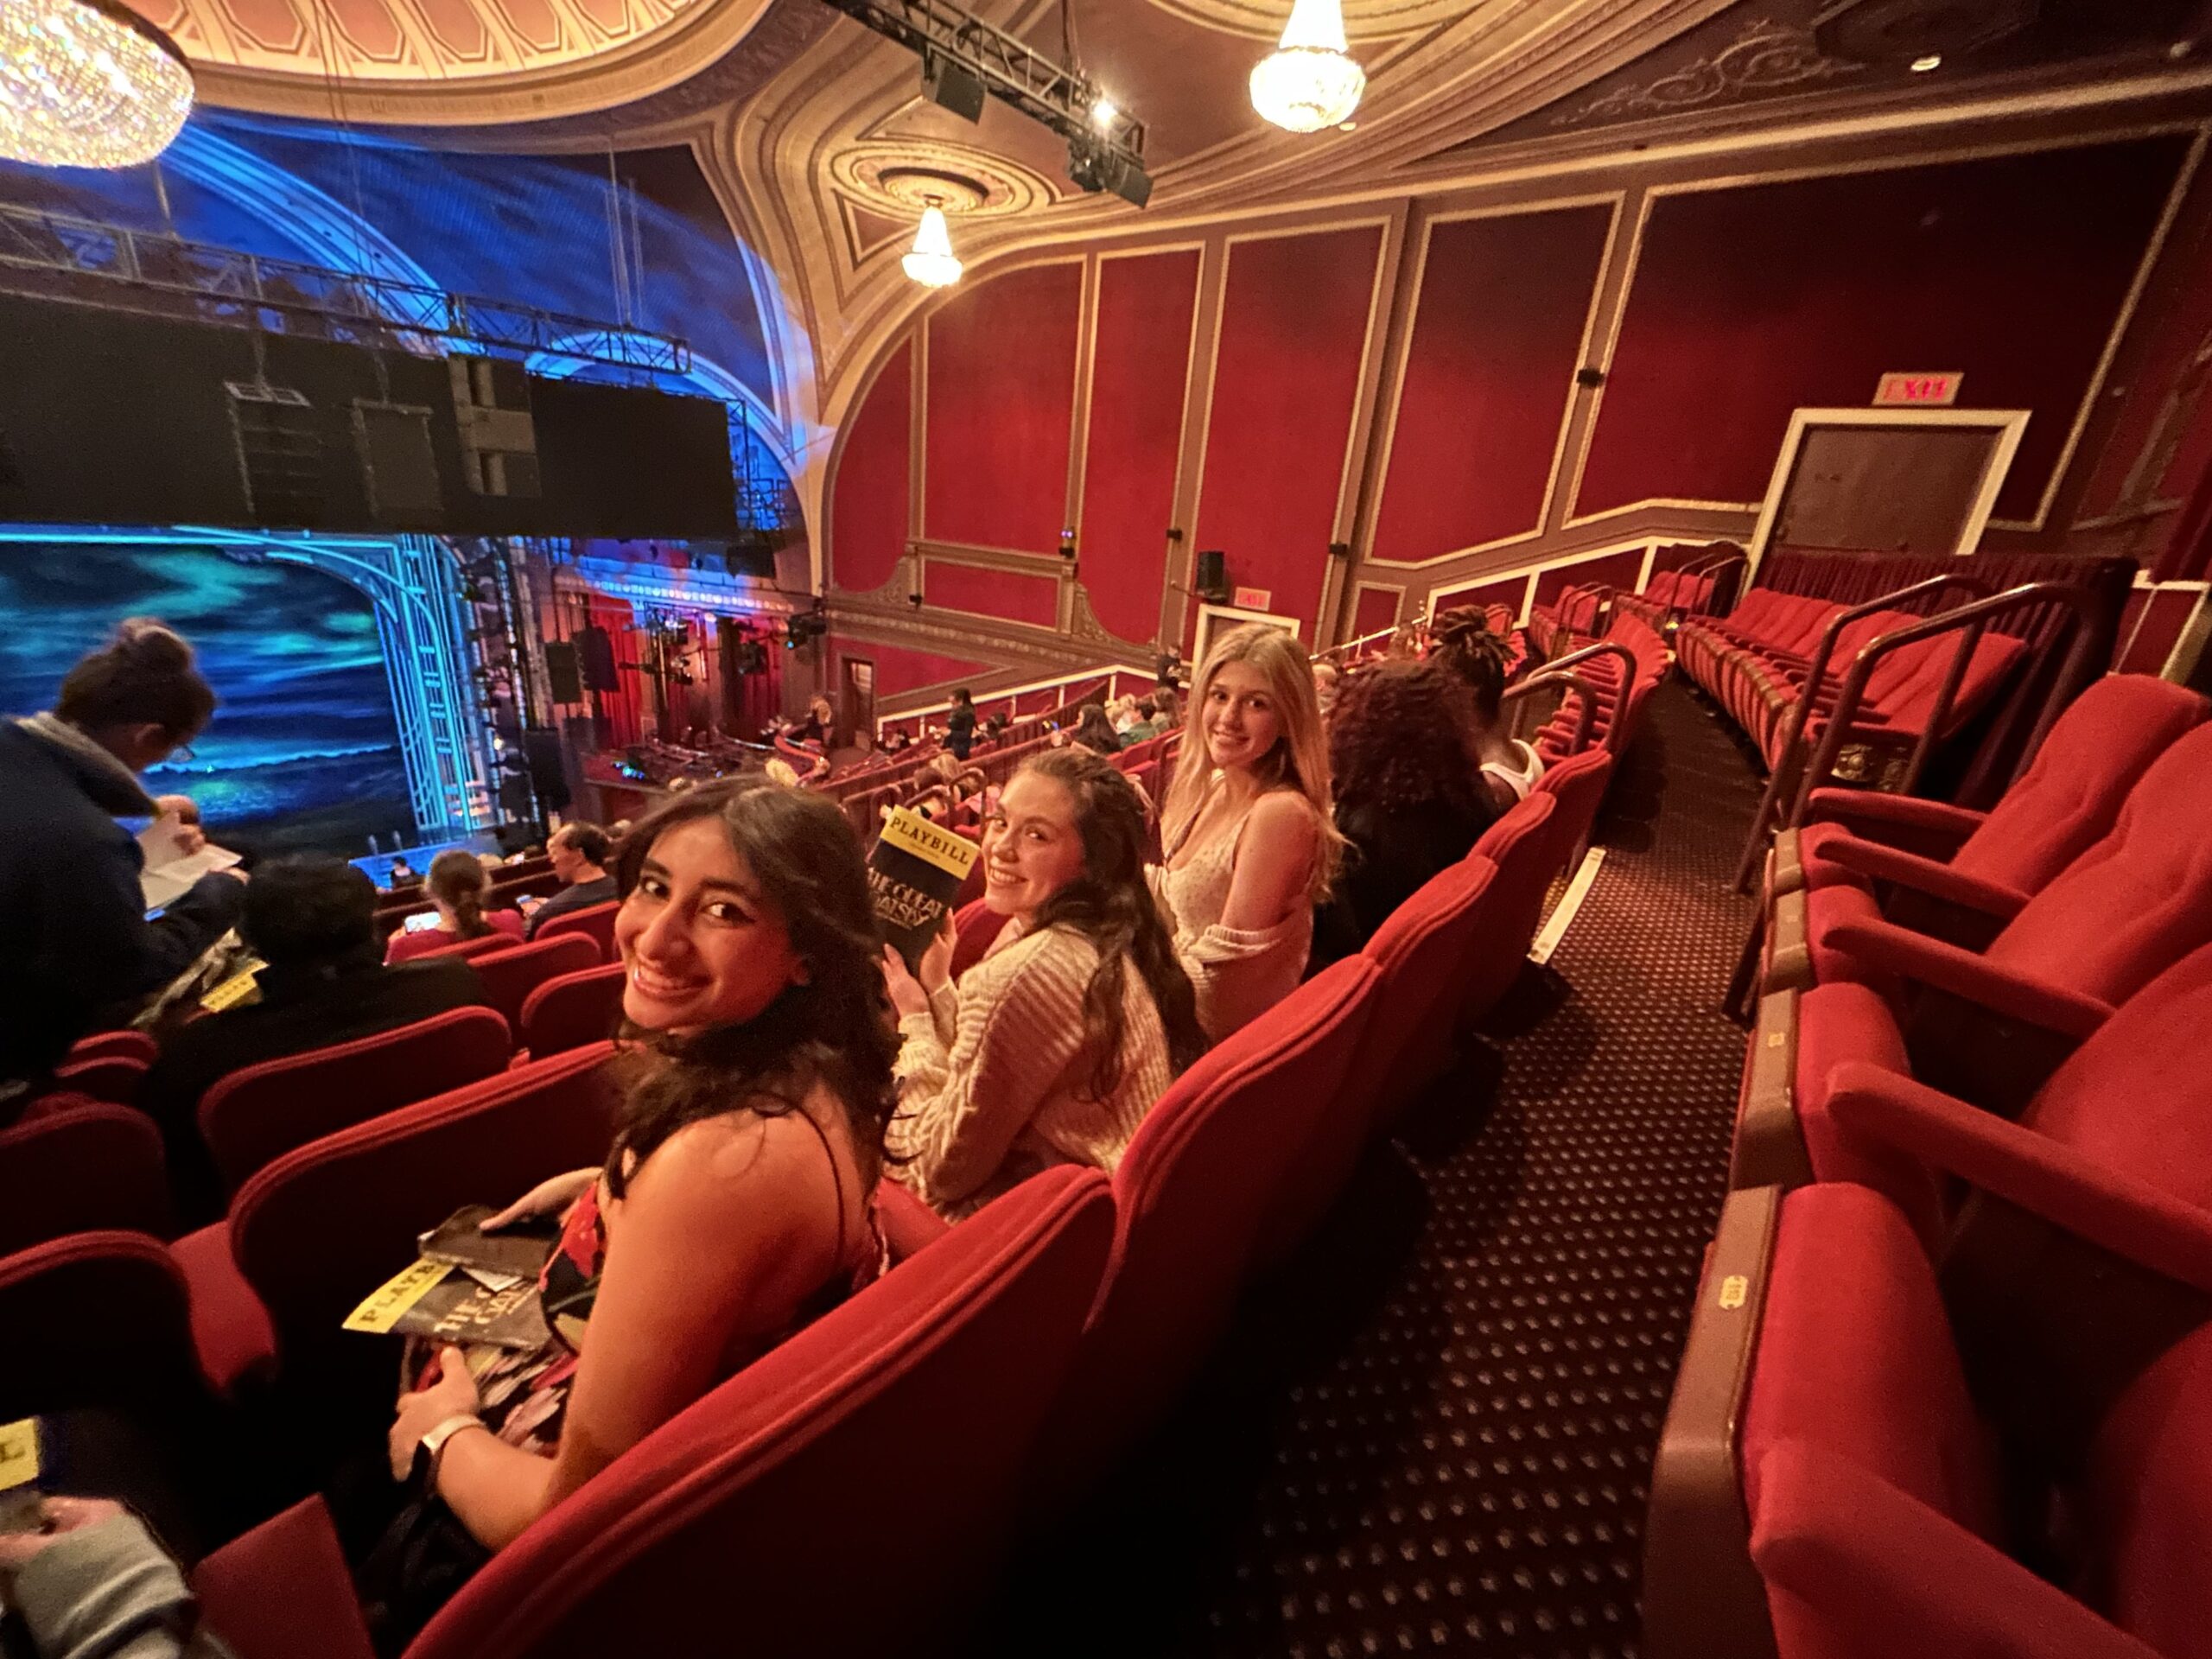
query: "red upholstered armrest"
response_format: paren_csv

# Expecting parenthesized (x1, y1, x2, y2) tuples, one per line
(1821, 840, 2029, 922)
(1825, 1062, 2212, 1297)
(1820, 918, 2115, 1042)
(1751, 1440, 2159, 1659)
(874, 1176, 952, 1262)
(192, 1495, 377, 1659)
(1802, 789, 1986, 849)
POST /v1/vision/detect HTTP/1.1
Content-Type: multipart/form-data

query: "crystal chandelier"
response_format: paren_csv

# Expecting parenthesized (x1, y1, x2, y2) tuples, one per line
(901, 203, 963, 289)
(0, 0, 194, 170)
(1250, 0, 1365, 133)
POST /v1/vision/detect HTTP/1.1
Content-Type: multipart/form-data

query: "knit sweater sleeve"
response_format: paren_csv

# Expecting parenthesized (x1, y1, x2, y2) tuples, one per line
(888, 930, 1094, 1211)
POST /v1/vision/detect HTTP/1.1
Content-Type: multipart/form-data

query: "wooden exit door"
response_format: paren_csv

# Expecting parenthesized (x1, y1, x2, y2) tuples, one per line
(841, 658, 875, 751)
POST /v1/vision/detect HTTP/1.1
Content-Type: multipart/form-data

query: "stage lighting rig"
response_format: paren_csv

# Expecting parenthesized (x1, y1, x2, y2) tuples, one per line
(820, 0, 1150, 208)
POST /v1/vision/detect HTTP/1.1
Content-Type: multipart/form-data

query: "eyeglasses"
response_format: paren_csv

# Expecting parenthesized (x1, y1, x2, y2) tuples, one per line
(164, 741, 196, 765)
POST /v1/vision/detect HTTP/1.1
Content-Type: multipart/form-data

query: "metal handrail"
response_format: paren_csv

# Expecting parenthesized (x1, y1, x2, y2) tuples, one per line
(1517, 640, 1639, 755)
(1788, 581, 2103, 829)
(1731, 572, 1993, 890)
(1503, 667, 1599, 760)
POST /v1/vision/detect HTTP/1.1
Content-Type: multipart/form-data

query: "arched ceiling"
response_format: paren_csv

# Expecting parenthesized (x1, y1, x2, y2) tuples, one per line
(153, 0, 2212, 501)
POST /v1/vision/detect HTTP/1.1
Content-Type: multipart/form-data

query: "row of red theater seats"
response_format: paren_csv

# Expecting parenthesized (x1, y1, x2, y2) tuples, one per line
(3, 906, 632, 1250)
(1675, 585, 2026, 778)
(1526, 582, 1612, 658)
(0, 742, 1619, 1659)
(1611, 569, 1721, 634)
(1640, 671, 2212, 1659)
(1529, 609, 1671, 768)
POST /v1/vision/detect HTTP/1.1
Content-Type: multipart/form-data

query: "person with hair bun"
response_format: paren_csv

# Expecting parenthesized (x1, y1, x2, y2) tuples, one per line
(384, 849, 526, 963)
(1154, 627, 1343, 1041)
(1429, 609, 1544, 810)
(883, 747, 1205, 1219)
(0, 619, 245, 1109)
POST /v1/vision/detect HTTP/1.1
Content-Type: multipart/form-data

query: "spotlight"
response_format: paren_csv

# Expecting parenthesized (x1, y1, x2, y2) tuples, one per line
(1091, 96, 1118, 130)
(1910, 53, 1942, 71)
(1068, 131, 1152, 208)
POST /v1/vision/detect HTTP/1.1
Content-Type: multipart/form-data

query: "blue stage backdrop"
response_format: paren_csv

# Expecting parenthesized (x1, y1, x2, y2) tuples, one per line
(0, 543, 413, 856)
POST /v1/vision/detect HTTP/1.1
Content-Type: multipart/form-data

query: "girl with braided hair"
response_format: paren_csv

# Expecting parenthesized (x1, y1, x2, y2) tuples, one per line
(1428, 608, 1545, 810)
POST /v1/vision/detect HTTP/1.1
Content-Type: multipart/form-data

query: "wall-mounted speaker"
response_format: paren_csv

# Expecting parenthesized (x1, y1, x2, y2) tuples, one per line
(521, 728, 570, 812)
(575, 625, 619, 692)
(543, 641, 582, 704)
(1195, 549, 1230, 603)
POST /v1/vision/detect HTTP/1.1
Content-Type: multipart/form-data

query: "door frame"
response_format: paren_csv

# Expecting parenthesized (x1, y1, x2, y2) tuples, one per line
(1747, 406, 2032, 579)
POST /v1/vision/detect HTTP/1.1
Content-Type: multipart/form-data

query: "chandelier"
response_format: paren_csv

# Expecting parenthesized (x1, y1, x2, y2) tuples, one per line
(1250, 0, 1365, 133)
(901, 203, 963, 289)
(0, 0, 195, 169)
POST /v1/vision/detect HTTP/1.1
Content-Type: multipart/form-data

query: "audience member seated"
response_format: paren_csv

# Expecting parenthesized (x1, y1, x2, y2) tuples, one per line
(945, 686, 977, 760)
(1431, 610, 1542, 808)
(1121, 695, 1165, 745)
(385, 857, 421, 890)
(522, 823, 616, 939)
(365, 781, 894, 1647)
(1154, 629, 1342, 1041)
(980, 710, 1010, 745)
(1312, 660, 1502, 969)
(139, 857, 494, 1217)
(882, 749, 1205, 1219)
(384, 850, 525, 963)
(1071, 701, 1123, 755)
(0, 619, 245, 1117)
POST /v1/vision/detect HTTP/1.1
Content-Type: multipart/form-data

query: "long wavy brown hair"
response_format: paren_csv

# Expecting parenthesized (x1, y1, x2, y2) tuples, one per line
(603, 781, 899, 1200)
(1012, 747, 1209, 1096)
(1329, 660, 1495, 823)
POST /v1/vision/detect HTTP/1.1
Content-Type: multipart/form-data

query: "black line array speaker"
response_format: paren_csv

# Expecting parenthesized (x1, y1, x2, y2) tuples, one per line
(521, 728, 570, 812)
(543, 640, 582, 704)
(575, 625, 619, 693)
(1195, 549, 1230, 603)
(226, 381, 323, 524)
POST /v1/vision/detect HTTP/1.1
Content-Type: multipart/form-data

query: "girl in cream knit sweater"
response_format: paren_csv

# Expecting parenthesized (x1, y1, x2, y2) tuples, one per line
(884, 750, 1208, 1219)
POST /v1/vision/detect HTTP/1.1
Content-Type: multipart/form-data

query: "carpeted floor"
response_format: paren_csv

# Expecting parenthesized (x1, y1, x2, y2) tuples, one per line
(982, 680, 1764, 1659)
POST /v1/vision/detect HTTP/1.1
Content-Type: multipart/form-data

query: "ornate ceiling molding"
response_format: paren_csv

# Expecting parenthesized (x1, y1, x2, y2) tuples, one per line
(1144, 0, 1482, 44)
(146, 0, 777, 124)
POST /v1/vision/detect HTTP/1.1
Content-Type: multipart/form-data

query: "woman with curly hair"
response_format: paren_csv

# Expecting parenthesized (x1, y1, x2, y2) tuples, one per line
(1310, 659, 1502, 968)
(883, 747, 1206, 1219)
(376, 781, 895, 1638)
(1428, 609, 1543, 810)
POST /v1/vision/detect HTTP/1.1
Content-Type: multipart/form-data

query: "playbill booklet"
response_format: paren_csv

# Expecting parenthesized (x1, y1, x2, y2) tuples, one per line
(342, 1205, 562, 1351)
(869, 806, 980, 972)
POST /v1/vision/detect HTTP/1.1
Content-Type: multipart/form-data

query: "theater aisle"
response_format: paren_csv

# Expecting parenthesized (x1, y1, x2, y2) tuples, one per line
(982, 678, 1765, 1658)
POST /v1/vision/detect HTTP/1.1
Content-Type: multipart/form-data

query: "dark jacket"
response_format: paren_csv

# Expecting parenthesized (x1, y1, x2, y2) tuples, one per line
(141, 950, 493, 1221)
(1310, 793, 1499, 970)
(524, 873, 617, 940)
(945, 704, 977, 760)
(0, 716, 245, 1090)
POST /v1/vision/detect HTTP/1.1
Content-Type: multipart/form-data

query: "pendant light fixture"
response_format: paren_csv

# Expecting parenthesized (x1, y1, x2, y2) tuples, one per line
(901, 201, 963, 289)
(0, 0, 195, 169)
(1250, 0, 1365, 133)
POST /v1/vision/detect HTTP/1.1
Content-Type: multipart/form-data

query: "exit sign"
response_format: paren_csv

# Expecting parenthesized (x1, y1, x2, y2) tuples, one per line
(1233, 586, 1273, 611)
(1873, 372, 1963, 407)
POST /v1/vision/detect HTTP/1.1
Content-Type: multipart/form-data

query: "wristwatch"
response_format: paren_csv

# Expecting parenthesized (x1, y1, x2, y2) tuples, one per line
(417, 1413, 487, 1481)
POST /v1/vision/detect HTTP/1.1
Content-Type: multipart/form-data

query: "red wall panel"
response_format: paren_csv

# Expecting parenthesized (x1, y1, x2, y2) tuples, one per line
(1579, 137, 2190, 522)
(1370, 205, 1612, 562)
(2117, 585, 2200, 673)
(925, 261, 1083, 554)
(1350, 584, 1401, 638)
(830, 344, 911, 594)
(925, 559, 1061, 627)
(1082, 249, 1201, 643)
(1193, 225, 1384, 637)
(832, 639, 997, 699)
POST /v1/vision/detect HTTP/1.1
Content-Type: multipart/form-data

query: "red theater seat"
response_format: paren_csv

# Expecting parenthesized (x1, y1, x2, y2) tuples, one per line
(62, 1028, 158, 1067)
(1254, 957, 1383, 1262)
(518, 961, 626, 1058)
(194, 1167, 1115, 1659)
(48, 1052, 149, 1106)
(1034, 961, 1371, 1500)
(1645, 1179, 2212, 1659)
(0, 1230, 218, 1421)
(197, 1006, 515, 1195)
(0, 1102, 172, 1255)
(1459, 789, 1561, 1023)
(407, 931, 515, 964)
(532, 899, 618, 959)
(1350, 859, 1499, 1134)
(1762, 677, 2209, 991)
(1530, 746, 1616, 875)
(181, 1045, 620, 1427)
(948, 895, 1012, 980)
(469, 935, 604, 1037)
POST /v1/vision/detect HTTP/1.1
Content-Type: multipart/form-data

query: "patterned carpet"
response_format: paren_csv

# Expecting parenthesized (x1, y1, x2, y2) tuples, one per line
(980, 680, 1763, 1659)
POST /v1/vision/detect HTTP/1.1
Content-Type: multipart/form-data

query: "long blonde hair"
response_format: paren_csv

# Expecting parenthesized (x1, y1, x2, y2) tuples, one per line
(1161, 627, 1342, 899)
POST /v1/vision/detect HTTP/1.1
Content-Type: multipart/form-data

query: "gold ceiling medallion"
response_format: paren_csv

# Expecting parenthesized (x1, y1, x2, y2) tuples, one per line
(830, 141, 1057, 220)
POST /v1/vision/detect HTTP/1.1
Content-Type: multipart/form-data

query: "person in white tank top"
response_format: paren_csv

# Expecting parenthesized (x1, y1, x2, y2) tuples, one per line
(1154, 630, 1344, 1042)
(1431, 610, 1543, 812)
